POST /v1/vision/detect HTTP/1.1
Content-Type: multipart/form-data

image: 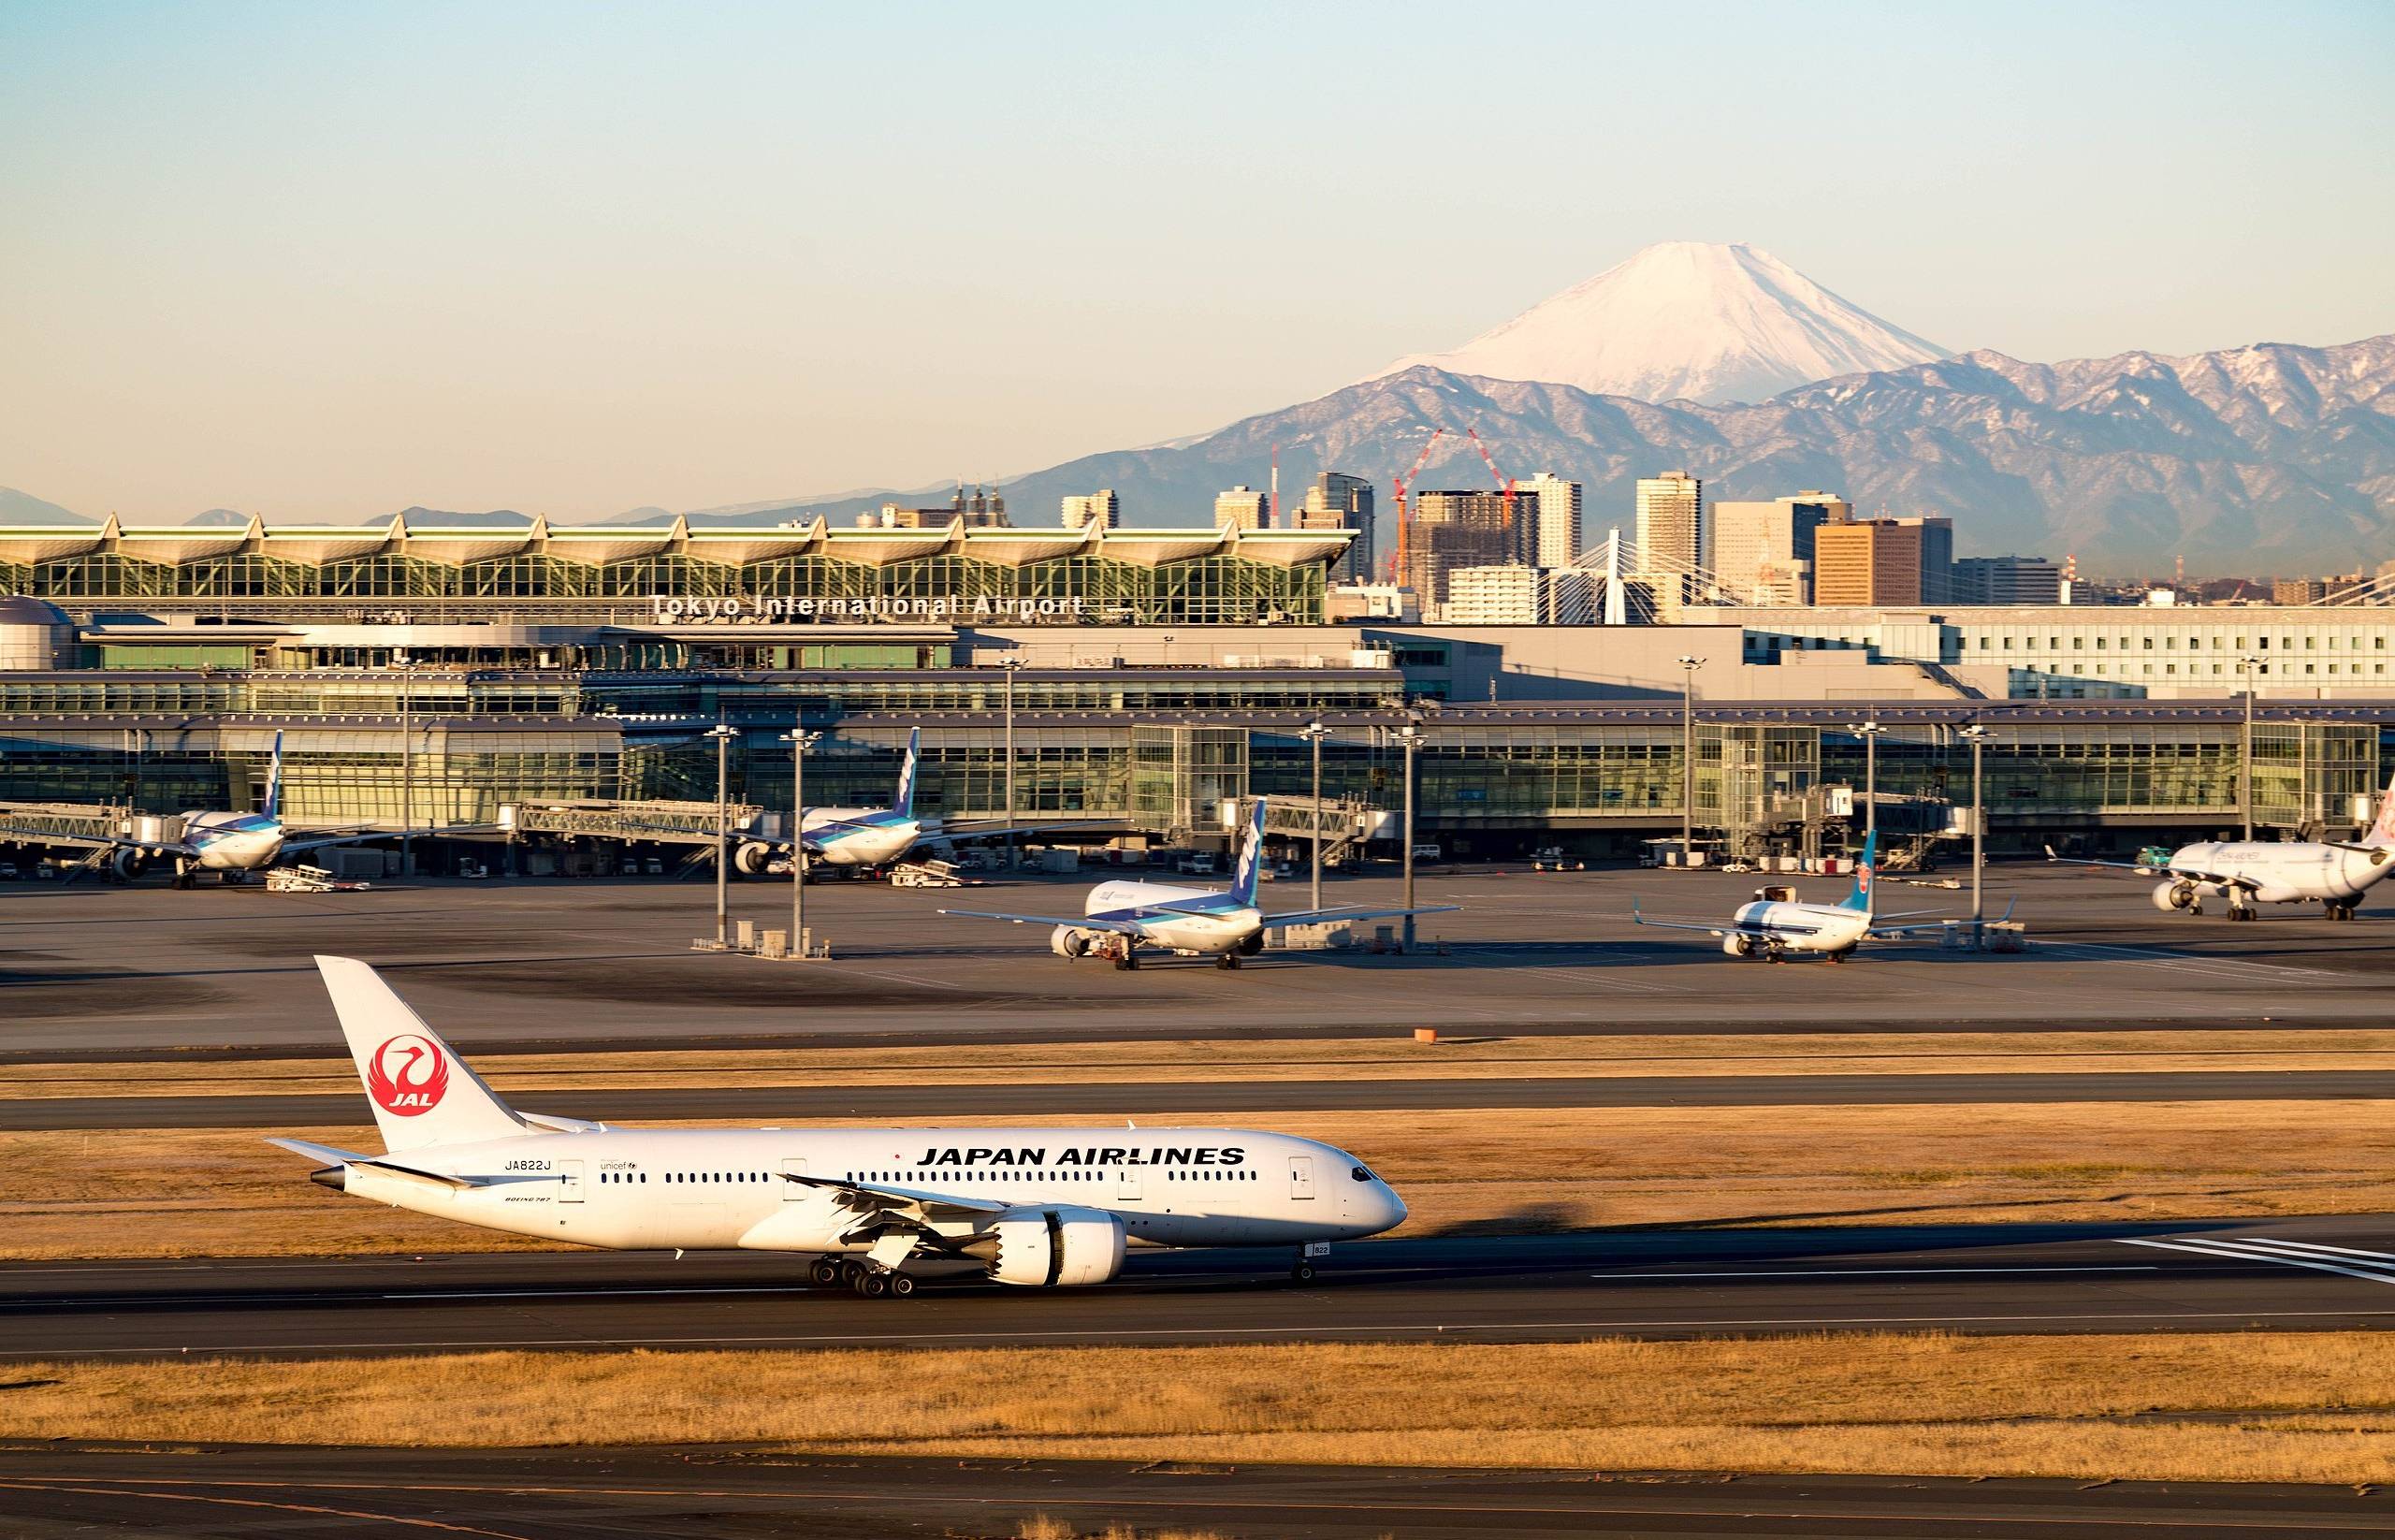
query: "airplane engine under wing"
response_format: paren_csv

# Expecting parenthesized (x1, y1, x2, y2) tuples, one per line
(735, 840, 776, 877)
(1723, 933, 1756, 956)
(981, 1206, 1126, 1287)
(1051, 925, 1093, 959)
(111, 848, 149, 881)
(2154, 879, 2199, 912)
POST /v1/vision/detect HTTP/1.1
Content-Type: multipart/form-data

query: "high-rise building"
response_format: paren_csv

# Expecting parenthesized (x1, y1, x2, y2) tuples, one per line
(1814, 518, 1927, 605)
(1709, 490, 1847, 604)
(1060, 489, 1120, 531)
(1900, 515, 1954, 603)
(1299, 471, 1376, 582)
(1404, 490, 1528, 613)
(1634, 471, 1705, 574)
(1444, 564, 1594, 624)
(1515, 472, 1584, 567)
(1952, 555, 2064, 605)
(1213, 485, 1269, 531)
(2274, 577, 2330, 605)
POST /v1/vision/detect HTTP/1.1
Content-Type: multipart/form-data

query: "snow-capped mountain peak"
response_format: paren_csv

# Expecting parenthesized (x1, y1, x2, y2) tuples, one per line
(1375, 240, 1950, 405)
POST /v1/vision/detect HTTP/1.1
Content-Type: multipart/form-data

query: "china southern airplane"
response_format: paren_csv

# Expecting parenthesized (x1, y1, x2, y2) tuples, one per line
(940, 799, 1457, 969)
(738, 728, 1078, 874)
(0, 732, 377, 887)
(268, 956, 1407, 1293)
(2044, 772, 2395, 922)
(1632, 832, 1965, 963)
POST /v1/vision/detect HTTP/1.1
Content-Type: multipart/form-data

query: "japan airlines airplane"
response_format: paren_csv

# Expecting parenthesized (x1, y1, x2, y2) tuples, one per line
(2045, 772, 2395, 922)
(1632, 832, 1962, 963)
(738, 727, 1077, 874)
(268, 956, 1407, 1293)
(0, 732, 377, 887)
(939, 800, 1458, 969)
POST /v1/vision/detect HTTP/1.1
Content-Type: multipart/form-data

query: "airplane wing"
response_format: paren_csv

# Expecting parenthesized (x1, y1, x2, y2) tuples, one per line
(1630, 900, 1822, 938)
(2043, 846, 2250, 888)
(276, 829, 387, 856)
(1256, 904, 1461, 929)
(926, 821, 1093, 844)
(1869, 898, 2018, 939)
(778, 1170, 1008, 1223)
(0, 822, 194, 857)
(937, 907, 1149, 935)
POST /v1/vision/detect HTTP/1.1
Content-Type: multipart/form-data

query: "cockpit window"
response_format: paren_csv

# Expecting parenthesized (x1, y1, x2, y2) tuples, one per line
(1351, 1165, 1374, 1182)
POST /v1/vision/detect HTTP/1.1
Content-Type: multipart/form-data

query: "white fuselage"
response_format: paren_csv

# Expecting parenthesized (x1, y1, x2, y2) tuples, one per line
(800, 807, 922, 868)
(178, 811, 286, 872)
(335, 1126, 1404, 1255)
(1081, 879, 1260, 954)
(1731, 898, 1871, 956)
(2167, 840, 2394, 906)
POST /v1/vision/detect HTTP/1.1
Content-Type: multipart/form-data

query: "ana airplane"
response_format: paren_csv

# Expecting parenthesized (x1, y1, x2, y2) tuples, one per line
(940, 800, 1458, 969)
(1632, 832, 1965, 963)
(0, 732, 378, 887)
(2045, 773, 2395, 922)
(735, 727, 1076, 875)
(269, 956, 1408, 1294)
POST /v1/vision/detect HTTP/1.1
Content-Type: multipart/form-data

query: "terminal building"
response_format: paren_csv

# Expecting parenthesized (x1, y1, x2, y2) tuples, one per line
(6, 513, 2395, 869)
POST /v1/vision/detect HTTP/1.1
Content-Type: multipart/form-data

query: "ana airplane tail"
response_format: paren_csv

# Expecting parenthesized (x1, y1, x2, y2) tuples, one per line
(1230, 798, 1267, 906)
(895, 727, 920, 819)
(264, 730, 283, 821)
(315, 955, 527, 1153)
(2364, 772, 2395, 849)
(1838, 830, 1880, 914)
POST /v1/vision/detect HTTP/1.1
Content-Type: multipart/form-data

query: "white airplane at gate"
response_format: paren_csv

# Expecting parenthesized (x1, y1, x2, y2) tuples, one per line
(939, 799, 1457, 969)
(267, 957, 1407, 1294)
(1631, 832, 1965, 963)
(2045, 772, 2395, 922)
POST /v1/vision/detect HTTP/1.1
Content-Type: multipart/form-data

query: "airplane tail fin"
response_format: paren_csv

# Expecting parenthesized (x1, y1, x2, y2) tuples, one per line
(1230, 798, 1268, 905)
(2363, 772, 2395, 849)
(895, 727, 920, 819)
(264, 730, 283, 821)
(314, 955, 528, 1153)
(1838, 830, 1879, 913)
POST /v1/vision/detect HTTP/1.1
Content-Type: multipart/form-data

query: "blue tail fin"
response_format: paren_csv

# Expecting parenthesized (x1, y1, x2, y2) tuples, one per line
(1230, 799, 1267, 905)
(894, 727, 919, 818)
(1838, 830, 1878, 912)
(264, 730, 283, 821)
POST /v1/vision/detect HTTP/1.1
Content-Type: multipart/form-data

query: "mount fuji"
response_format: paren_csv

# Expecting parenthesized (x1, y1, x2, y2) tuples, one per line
(1374, 240, 1951, 405)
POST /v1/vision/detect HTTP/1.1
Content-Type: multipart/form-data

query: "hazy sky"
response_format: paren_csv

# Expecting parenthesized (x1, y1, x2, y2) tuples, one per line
(4, 1, 2389, 521)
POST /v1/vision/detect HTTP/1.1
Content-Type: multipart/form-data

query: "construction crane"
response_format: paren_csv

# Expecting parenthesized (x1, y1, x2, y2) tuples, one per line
(1387, 427, 1446, 583)
(1463, 426, 1519, 556)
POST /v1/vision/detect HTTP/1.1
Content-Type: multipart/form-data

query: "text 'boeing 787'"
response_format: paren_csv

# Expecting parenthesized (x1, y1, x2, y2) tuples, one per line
(269, 957, 1407, 1294)
(938, 799, 1458, 969)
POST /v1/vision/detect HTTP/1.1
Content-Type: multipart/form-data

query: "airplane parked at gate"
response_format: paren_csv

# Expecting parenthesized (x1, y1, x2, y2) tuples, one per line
(267, 956, 1408, 1294)
(1632, 832, 1968, 963)
(2044, 772, 2395, 922)
(736, 727, 1078, 875)
(939, 799, 1458, 969)
(0, 732, 380, 887)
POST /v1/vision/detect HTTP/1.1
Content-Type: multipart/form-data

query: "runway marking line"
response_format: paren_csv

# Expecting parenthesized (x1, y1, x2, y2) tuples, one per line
(2121, 1239, 2395, 1286)
(1589, 1266, 2160, 1280)
(21, 1305, 2395, 1358)
(0, 1478, 533, 1538)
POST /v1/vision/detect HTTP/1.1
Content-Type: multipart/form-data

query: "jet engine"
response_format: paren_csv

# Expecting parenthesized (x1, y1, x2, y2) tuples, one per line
(1051, 925, 1093, 959)
(980, 1206, 1127, 1287)
(2152, 879, 2199, 912)
(734, 840, 777, 877)
(1722, 933, 1757, 957)
(110, 848, 149, 881)
(1238, 931, 1266, 957)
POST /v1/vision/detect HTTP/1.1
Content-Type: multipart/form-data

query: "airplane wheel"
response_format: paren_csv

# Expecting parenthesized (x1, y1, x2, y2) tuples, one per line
(808, 1258, 841, 1286)
(837, 1259, 866, 1286)
(1290, 1261, 1316, 1283)
(855, 1271, 889, 1299)
(1217, 952, 1241, 970)
(889, 1273, 917, 1298)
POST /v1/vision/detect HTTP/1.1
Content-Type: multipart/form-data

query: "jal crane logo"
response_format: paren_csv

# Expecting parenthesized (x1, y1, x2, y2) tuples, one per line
(365, 1034, 450, 1117)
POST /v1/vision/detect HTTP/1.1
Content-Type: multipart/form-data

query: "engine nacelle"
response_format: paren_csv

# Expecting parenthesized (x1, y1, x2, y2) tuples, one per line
(2153, 879, 2199, 912)
(734, 840, 776, 877)
(110, 848, 149, 881)
(1722, 933, 1757, 957)
(1238, 930, 1266, 957)
(1051, 925, 1094, 959)
(982, 1206, 1126, 1287)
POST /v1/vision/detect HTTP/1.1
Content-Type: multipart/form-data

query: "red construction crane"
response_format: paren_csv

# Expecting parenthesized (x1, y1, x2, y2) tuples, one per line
(1388, 428, 1446, 583)
(1464, 426, 1519, 551)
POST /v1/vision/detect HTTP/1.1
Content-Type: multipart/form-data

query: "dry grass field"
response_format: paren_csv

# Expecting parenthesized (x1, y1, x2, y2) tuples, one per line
(8, 1333, 2394, 1483)
(8, 1028, 2391, 1098)
(7, 1098, 2392, 1259)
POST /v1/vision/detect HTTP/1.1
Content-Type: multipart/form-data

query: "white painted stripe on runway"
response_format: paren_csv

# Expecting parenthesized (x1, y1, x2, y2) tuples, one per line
(2121, 1238, 2395, 1286)
(1590, 1266, 2158, 1280)
(20, 1305, 2395, 1358)
(2224, 1236, 2395, 1265)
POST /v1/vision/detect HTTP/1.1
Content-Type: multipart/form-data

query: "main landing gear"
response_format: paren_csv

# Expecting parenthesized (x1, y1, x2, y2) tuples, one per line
(2324, 901, 2360, 922)
(2228, 899, 2258, 923)
(1215, 951, 1243, 970)
(814, 1257, 917, 1298)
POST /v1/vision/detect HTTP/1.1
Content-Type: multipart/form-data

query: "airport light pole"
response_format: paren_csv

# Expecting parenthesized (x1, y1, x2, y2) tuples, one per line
(398, 668, 413, 877)
(1676, 657, 1703, 864)
(1849, 719, 1884, 845)
(1299, 719, 1330, 913)
(2240, 655, 2261, 840)
(1002, 658, 1024, 870)
(785, 725, 820, 958)
(1960, 723, 1990, 941)
(1396, 715, 1424, 952)
(707, 723, 737, 949)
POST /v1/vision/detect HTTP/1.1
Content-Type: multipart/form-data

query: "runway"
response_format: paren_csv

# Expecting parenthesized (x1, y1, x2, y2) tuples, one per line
(9, 1214, 2395, 1360)
(0, 1446, 2379, 1539)
(10, 1068, 2393, 1130)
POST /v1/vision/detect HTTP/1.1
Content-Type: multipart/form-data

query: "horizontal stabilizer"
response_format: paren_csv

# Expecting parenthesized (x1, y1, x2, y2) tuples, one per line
(265, 1136, 369, 1166)
(519, 1111, 608, 1134)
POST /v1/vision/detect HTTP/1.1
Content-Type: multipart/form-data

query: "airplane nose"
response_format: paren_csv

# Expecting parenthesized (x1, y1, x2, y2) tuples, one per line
(1376, 1183, 1408, 1233)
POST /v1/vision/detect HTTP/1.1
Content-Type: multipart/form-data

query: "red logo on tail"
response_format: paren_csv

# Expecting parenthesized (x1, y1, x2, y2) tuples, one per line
(365, 1034, 449, 1117)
